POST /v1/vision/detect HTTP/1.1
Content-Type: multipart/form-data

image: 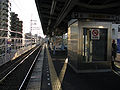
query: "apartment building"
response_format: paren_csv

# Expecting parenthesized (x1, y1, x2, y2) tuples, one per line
(0, 0, 11, 56)
(10, 12, 23, 49)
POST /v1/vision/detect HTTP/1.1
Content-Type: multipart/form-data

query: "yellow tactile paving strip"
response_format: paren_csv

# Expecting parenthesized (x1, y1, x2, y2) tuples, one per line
(59, 58, 68, 83)
(46, 44, 62, 90)
(114, 53, 120, 68)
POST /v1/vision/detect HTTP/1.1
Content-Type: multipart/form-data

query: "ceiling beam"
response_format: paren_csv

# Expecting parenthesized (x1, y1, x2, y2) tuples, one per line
(103, 0, 116, 4)
(41, 1, 52, 5)
(88, 0, 94, 4)
(76, 1, 120, 9)
(50, 0, 57, 15)
(56, 0, 65, 2)
(54, 0, 76, 28)
(54, 0, 120, 28)
(40, 7, 50, 12)
(40, 4, 51, 8)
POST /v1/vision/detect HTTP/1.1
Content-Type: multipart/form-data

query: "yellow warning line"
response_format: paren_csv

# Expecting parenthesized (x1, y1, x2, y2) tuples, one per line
(59, 58, 68, 83)
(46, 44, 62, 90)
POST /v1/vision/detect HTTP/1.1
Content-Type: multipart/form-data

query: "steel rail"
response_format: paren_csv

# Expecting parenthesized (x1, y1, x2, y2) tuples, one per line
(0, 47, 35, 79)
(18, 46, 42, 90)
(0, 45, 40, 83)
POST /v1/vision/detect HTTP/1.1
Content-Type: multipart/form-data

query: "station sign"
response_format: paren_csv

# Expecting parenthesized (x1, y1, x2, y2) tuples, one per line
(71, 12, 120, 21)
(91, 29, 100, 40)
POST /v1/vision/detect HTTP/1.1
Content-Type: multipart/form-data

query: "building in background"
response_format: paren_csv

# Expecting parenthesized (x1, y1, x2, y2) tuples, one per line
(10, 12, 23, 49)
(10, 12, 23, 38)
(24, 33, 32, 46)
(24, 33, 42, 47)
(0, 0, 42, 66)
(0, 0, 11, 61)
(0, 0, 11, 30)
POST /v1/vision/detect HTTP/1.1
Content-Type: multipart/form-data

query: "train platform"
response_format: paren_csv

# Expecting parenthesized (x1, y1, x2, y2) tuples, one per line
(0, 45, 36, 66)
(112, 53, 120, 73)
(112, 53, 120, 68)
(40, 44, 120, 90)
(0, 45, 42, 90)
(26, 45, 45, 90)
(1, 44, 120, 90)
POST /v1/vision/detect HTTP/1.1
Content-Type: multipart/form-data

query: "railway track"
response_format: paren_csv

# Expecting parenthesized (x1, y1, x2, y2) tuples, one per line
(0, 45, 42, 90)
(0, 46, 37, 81)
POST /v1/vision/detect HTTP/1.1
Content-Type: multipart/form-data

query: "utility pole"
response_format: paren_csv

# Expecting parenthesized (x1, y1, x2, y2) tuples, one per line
(30, 19, 37, 47)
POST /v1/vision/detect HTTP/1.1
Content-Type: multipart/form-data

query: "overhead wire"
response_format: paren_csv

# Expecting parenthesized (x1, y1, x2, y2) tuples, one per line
(9, 0, 44, 36)
(10, 0, 22, 12)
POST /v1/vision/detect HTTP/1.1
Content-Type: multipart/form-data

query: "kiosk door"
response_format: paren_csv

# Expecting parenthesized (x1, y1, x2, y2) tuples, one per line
(83, 28, 107, 62)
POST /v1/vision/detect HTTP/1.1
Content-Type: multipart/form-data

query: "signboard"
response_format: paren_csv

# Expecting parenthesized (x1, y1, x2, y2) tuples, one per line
(118, 25, 120, 32)
(91, 29, 100, 40)
(117, 39, 120, 53)
(71, 12, 120, 21)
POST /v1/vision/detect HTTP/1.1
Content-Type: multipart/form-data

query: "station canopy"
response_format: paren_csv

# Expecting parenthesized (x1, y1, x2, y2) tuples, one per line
(35, 0, 120, 36)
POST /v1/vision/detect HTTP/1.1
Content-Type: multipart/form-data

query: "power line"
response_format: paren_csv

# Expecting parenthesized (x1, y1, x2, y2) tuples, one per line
(10, 0, 22, 11)
(10, 0, 29, 20)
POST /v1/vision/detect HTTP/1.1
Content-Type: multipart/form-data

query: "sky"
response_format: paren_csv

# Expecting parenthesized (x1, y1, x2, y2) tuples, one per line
(9, 0, 45, 37)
